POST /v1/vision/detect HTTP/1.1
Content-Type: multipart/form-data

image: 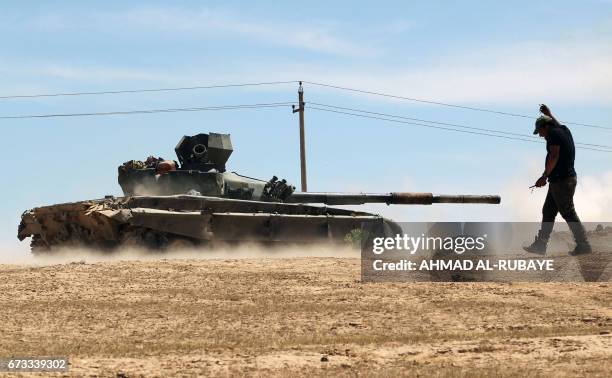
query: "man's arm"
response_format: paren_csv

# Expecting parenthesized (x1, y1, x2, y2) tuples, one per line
(539, 104, 561, 126)
(534, 145, 559, 187)
(544, 145, 560, 177)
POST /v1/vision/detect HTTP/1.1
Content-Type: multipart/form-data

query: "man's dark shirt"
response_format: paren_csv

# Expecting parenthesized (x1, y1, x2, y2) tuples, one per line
(546, 124, 576, 182)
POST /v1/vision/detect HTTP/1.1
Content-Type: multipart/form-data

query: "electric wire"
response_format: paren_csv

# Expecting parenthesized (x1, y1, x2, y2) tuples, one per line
(0, 78, 606, 131)
(308, 106, 612, 153)
(0, 102, 295, 119)
(2, 97, 608, 152)
(303, 81, 611, 131)
(0, 81, 298, 100)
(309, 102, 612, 150)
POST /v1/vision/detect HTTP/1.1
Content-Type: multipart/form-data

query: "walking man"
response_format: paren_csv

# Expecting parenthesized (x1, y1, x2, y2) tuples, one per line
(524, 104, 592, 255)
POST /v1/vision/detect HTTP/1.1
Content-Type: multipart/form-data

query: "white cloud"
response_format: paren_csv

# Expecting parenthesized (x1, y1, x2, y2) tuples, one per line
(379, 20, 415, 34)
(504, 170, 612, 222)
(30, 7, 375, 58)
(12, 8, 612, 105)
(31, 65, 169, 82)
(575, 171, 612, 221)
(8, 37, 612, 106)
(327, 151, 611, 223)
(283, 38, 612, 105)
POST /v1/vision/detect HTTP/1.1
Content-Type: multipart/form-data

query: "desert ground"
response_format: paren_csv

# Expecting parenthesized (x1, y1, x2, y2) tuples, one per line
(0, 248, 610, 377)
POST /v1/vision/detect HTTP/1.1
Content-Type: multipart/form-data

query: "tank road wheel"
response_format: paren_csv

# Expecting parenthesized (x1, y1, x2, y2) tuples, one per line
(30, 235, 51, 255)
(165, 237, 196, 251)
(119, 227, 196, 251)
(118, 227, 162, 250)
(120, 231, 146, 249)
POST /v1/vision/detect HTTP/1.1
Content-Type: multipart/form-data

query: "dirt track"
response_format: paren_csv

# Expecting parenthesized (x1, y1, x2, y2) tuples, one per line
(0, 255, 610, 377)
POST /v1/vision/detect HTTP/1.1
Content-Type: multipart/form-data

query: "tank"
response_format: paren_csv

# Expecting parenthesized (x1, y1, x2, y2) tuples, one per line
(17, 132, 501, 252)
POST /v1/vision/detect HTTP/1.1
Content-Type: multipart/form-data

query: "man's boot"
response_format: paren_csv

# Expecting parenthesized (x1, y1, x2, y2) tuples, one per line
(523, 233, 548, 255)
(570, 241, 592, 256)
(567, 222, 592, 256)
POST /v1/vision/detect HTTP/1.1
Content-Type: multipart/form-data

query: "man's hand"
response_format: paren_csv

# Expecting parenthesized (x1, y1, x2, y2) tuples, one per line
(535, 175, 548, 188)
(539, 104, 552, 117)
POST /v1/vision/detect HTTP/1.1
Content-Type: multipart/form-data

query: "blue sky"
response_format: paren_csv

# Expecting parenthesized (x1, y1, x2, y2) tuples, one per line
(1, 1, 611, 252)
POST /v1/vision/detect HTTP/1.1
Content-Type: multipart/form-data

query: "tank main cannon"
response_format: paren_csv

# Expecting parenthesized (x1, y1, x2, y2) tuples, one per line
(287, 192, 501, 205)
(18, 132, 502, 252)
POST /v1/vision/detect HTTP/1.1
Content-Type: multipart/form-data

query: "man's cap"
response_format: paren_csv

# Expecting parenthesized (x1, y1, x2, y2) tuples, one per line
(534, 115, 554, 134)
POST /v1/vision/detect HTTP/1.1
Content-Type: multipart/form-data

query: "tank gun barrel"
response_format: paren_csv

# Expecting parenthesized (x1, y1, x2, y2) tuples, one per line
(286, 192, 501, 205)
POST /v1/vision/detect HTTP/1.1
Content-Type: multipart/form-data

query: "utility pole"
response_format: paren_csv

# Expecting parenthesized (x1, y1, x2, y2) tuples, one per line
(293, 81, 307, 191)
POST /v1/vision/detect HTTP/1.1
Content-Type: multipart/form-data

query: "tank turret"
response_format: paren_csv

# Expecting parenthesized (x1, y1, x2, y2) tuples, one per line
(117, 133, 501, 205)
(175, 133, 233, 172)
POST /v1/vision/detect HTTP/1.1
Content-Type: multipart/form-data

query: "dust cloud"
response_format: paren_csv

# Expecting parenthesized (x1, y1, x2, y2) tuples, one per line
(0, 242, 359, 266)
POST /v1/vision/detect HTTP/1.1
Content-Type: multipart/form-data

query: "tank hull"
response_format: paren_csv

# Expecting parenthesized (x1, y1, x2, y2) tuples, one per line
(18, 195, 400, 252)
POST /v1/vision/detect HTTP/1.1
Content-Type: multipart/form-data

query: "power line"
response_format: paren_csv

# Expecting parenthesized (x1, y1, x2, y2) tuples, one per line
(309, 102, 612, 150)
(0, 81, 298, 100)
(308, 106, 540, 144)
(2, 78, 607, 131)
(303, 81, 612, 131)
(0, 102, 295, 119)
(308, 106, 612, 153)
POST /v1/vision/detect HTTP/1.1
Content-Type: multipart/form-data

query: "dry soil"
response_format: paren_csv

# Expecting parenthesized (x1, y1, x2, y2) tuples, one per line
(0, 251, 610, 377)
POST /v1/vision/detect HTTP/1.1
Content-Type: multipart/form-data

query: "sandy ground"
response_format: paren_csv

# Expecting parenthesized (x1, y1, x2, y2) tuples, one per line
(0, 251, 610, 377)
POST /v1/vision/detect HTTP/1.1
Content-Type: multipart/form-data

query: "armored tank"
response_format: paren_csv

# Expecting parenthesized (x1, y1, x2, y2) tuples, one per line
(17, 132, 501, 252)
